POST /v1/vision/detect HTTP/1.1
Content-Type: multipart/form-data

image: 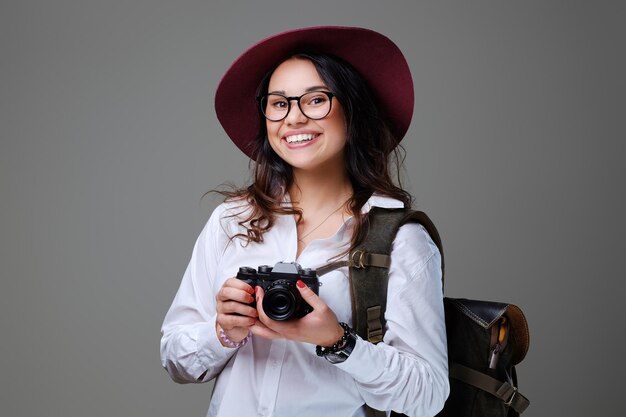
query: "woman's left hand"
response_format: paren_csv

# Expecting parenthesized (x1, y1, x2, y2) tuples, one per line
(251, 280, 345, 347)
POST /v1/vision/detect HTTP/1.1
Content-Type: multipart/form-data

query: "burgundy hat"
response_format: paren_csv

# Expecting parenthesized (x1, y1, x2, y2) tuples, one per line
(214, 26, 414, 159)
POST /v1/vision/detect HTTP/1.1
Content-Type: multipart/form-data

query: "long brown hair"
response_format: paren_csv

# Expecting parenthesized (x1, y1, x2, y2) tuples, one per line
(214, 52, 412, 252)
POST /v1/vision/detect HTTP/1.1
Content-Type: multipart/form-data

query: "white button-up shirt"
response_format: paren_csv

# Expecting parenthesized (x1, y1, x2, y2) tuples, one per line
(160, 195, 449, 417)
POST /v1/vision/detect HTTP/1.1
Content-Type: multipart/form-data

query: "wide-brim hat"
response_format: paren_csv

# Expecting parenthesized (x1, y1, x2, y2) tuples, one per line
(215, 26, 414, 159)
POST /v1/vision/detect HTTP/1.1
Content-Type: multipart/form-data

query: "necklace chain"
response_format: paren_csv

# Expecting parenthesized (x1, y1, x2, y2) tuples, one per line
(298, 200, 348, 241)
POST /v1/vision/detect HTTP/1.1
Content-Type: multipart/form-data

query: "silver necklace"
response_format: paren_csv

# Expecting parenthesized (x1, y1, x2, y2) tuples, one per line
(298, 200, 348, 241)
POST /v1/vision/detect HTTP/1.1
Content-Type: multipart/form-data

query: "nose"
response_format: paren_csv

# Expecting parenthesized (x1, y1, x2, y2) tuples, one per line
(284, 99, 308, 125)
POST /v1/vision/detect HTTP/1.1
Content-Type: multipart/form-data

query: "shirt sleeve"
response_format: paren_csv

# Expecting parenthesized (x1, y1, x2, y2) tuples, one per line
(334, 223, 450, 417)
(160, 205, 239, 383)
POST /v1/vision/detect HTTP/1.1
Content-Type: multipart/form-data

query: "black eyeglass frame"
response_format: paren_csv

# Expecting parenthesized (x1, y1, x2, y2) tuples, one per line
(256, 91, 336, 122)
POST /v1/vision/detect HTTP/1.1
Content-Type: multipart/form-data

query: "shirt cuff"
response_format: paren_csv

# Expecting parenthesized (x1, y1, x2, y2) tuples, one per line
(194, 321, 239, 381)
(333, 336, 386, 382)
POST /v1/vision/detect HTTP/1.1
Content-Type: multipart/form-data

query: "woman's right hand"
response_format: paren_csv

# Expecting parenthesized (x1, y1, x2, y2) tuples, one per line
(215, 278, 258, 345)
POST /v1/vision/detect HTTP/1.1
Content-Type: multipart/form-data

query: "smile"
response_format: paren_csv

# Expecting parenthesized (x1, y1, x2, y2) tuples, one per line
(285, 133, 319, 144)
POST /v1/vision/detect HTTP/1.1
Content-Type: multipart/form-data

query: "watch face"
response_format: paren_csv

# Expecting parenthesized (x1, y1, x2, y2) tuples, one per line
(324, 329, 356, 364)
(325, 350, 349, 364)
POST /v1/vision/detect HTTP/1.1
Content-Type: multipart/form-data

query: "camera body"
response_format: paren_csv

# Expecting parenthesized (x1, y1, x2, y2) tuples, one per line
(236, 262, 320, 321)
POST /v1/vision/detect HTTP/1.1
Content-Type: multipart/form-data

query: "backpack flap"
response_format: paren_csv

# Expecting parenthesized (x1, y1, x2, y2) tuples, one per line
(444, 298, 530, 366)
(441, 298, 530, 416)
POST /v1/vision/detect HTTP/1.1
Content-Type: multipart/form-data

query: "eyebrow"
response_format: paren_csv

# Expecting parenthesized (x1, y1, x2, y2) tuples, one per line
(267, 85, 329, 95)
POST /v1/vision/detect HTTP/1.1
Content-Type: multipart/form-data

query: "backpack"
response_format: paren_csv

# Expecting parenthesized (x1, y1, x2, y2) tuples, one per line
(319, 207, 530, 417)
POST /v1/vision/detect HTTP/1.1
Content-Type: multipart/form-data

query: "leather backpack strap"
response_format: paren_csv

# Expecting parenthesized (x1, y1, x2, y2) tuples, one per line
(315, 252, 392, 276)
(350, 207, 445, 343)
(449, 363, 530, 414)
(350, 207, 414, 343)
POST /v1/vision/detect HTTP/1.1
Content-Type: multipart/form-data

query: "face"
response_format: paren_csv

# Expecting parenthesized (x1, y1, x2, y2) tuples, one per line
(264, 58, 348, 173)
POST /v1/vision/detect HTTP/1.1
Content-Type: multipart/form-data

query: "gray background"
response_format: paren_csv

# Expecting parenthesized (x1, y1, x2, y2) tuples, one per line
(2, 1, 624, 416)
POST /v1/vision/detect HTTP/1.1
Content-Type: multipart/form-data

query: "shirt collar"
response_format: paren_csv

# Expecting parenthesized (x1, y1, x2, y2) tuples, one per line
(361, 194, 405, 213)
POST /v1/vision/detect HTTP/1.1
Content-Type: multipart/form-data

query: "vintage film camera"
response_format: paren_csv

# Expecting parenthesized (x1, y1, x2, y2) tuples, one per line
(236, 262, 320, 321)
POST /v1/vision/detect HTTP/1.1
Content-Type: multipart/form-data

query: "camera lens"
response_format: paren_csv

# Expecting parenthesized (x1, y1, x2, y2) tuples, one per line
(263, 284, 299, 321)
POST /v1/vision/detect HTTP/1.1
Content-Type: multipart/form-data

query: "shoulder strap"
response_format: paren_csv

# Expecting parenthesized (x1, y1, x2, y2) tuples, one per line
(349, 207, 444, 417)
(449, 363, 530, 414)
(349, 207, 444, 343)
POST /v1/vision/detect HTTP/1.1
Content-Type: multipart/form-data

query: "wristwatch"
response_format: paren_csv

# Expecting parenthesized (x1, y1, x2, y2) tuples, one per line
(323, 325, 357, 364)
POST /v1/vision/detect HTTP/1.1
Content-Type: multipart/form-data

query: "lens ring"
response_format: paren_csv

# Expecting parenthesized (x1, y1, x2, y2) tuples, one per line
(263, 281, 299, 321)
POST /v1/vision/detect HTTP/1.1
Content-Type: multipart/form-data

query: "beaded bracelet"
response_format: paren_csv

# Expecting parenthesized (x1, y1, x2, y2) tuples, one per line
(316, 322, 350, 357)
(218, 328, 251, 348)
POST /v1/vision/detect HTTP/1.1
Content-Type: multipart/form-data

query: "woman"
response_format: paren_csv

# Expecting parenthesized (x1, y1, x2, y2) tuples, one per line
(161, 26, 449, 417)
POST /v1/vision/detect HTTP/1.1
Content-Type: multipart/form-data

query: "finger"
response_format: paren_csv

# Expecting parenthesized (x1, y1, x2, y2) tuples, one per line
(250, 321, 283, 340)
(225, 277, 256, 293)
(217, 285, 255, 303)
(255, 286, 268, 322)
(217, 313, 256, 330)
(218, 301, 258, 317)
(254, 287, 276, 327)
(295, 280, 325, 310)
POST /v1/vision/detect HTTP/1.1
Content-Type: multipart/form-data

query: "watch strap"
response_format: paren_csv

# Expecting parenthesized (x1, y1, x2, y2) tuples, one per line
(317, 323, 357, 364)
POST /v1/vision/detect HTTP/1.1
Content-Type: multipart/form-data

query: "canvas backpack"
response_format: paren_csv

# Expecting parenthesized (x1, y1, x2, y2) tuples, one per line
(319, 207, 530, 417)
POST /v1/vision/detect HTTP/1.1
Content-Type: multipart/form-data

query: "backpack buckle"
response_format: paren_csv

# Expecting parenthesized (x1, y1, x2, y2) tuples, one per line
(366, 306, 383, 344)
(350, 250, 366, 268)
(504, 386, 518, 407)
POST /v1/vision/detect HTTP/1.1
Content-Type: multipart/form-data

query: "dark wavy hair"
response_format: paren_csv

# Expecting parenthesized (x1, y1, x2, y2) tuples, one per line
(215, 52, 412, 251)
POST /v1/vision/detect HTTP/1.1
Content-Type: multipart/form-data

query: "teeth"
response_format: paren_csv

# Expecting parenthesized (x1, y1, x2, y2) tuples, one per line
(285, 133, 316, 144)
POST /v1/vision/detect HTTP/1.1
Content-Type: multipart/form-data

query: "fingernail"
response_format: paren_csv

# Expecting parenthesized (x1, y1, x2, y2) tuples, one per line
(296, 280, 306, 289)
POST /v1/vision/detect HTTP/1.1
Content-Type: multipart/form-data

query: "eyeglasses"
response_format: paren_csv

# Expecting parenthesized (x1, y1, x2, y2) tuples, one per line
(257, 91, 335, 122)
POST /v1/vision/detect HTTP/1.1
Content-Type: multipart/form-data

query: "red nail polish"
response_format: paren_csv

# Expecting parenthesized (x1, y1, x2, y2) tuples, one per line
(296, 280, 306, 289)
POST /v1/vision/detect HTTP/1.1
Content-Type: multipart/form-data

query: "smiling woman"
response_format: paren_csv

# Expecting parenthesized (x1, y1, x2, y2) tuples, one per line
(264, 58, 348, 176)
(160, 26, 449, 417)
